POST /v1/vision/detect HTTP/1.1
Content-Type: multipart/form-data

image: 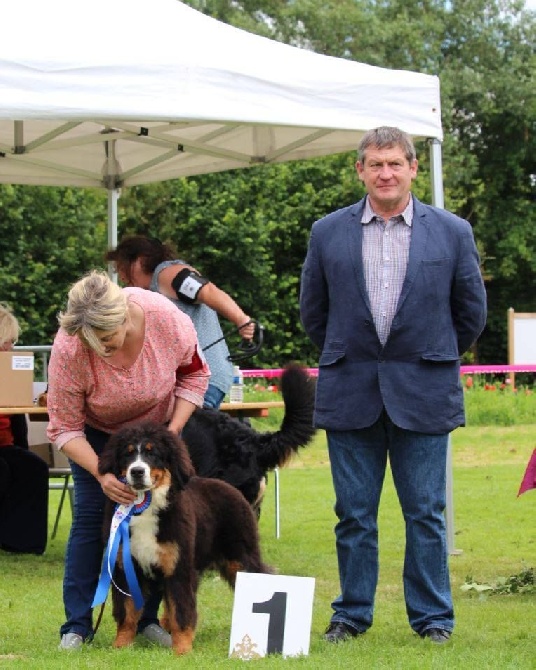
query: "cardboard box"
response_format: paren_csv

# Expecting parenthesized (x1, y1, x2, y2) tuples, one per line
(0, 352, 34, 407)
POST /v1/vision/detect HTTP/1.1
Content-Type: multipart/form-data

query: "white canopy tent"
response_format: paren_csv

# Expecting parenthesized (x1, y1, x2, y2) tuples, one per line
(0, 0, 444, 250)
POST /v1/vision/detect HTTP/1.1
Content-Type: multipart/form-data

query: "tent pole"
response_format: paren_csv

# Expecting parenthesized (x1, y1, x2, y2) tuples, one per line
(429, 138, 461, 555)
(107, 188, 120, 283)
(430, 138, 444, 209)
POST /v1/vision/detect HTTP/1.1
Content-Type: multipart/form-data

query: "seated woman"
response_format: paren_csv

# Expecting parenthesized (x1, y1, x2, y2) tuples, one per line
(0, 303, 48, 555)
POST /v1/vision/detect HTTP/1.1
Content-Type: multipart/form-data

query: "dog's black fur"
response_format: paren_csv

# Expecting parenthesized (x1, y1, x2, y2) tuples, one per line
(99, 423, 271, 655)
(183, 364, 316, 510)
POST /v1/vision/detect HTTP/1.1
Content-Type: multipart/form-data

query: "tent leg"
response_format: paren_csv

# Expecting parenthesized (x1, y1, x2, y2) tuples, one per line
(274, 466, 280, 539)
(107, 188, 120, 282)
(429, 138, 444, 209)
(429, 139, 460, 555)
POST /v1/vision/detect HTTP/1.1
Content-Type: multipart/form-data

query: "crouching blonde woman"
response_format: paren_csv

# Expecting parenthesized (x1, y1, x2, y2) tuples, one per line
(46, 270, 209, 650)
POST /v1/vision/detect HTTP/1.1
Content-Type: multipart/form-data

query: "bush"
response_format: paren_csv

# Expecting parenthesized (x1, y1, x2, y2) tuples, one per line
(462, 377, 536, 426)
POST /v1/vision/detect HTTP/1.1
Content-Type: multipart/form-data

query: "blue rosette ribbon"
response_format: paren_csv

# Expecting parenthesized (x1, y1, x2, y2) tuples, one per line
(92, 489, 151, 610)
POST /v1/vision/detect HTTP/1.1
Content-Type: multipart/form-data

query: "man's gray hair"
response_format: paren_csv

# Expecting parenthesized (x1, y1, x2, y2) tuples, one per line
(358, 127, 417, 164)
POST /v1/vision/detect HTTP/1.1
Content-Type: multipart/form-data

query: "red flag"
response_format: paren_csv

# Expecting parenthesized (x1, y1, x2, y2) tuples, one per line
(517, 448, 536, 496)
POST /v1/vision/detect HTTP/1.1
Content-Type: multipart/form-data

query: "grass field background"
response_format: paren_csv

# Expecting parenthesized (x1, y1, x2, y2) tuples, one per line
(0, 384, 534, 668)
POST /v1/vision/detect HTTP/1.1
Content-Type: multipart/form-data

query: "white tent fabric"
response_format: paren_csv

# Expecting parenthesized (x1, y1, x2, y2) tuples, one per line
(0, 0, 442, 189)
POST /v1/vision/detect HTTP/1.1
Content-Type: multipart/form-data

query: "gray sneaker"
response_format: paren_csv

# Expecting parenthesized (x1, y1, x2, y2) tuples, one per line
(58, 632, 83, 650)
(140, 623, 172, 648)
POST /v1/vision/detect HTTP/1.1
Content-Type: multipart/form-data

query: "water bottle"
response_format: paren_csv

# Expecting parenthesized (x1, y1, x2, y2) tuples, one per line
(229, 365, 244, 403)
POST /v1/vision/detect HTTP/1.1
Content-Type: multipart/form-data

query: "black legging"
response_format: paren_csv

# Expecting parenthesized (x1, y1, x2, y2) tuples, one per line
(0, 446, 49, 554)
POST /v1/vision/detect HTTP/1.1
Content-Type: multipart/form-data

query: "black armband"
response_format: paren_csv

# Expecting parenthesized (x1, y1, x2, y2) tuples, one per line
(171, 268, 209, 304)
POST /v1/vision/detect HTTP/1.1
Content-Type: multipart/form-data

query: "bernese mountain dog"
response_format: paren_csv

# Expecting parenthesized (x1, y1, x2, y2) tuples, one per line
(182, 363, 316, 513)
(99, 422, 272, 655)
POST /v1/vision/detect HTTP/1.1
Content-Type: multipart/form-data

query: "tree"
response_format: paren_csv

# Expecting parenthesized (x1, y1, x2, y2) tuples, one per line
(1, 0, 534, 368)
(181, 0, 536, 364)
(438, 1, 536, 361)
(0, 185, 107, 345)
(117, 153, 363, 366)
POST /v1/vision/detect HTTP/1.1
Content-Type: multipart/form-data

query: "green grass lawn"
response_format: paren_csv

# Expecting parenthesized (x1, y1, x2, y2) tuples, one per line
(0, 421, 534, 668)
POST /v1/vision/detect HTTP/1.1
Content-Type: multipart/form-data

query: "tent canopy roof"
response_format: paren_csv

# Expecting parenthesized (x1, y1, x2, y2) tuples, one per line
(0, 0, 442, 188)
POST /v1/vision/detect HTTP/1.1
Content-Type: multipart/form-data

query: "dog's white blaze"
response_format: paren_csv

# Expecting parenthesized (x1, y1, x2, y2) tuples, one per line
(129, 484, 170, 575)
(125, 454, 152, 488)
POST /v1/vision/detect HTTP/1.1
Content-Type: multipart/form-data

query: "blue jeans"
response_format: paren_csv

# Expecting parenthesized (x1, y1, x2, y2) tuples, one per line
(203, 384, 226, 409)
(60, 426, 161, 641)
(326, 411, 454, 634)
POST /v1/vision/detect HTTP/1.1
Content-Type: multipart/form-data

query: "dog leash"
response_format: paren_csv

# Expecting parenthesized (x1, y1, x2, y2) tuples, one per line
(92, 601, 107, 638)
(202, 320, 265, 362)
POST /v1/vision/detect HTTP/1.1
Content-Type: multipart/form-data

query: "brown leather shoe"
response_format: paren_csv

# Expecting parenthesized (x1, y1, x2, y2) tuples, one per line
(324, 621, 363, 643)
(420, 628, 451, 643)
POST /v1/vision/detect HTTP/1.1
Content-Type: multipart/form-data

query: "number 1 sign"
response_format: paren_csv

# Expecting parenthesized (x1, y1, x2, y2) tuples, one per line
(229, 572, 315, 659)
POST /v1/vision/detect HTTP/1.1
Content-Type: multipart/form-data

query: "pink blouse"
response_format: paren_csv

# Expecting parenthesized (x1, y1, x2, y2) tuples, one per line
(47, 287, 210, 449)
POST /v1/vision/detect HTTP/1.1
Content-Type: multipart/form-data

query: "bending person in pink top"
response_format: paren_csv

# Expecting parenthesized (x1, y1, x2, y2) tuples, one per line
(47, 270, 209, 651)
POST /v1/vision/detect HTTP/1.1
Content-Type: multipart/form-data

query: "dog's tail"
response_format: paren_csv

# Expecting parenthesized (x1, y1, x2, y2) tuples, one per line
(183, 364, 316, 492)
(252, 363, 316, 471)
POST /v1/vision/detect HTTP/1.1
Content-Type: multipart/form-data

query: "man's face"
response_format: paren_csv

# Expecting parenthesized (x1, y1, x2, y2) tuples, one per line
(356, 144, 418, 215)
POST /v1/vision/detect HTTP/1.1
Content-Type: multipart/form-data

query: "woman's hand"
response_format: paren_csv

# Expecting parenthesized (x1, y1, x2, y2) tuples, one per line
(98, 472, 136, 504)
(238, 318, 255, 340)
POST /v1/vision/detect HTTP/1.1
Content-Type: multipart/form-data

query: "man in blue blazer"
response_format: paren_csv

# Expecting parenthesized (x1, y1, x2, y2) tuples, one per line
(300, 127, 487, 644)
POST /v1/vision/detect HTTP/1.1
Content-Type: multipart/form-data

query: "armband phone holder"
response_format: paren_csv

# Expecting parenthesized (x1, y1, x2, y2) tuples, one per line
(171, 268, 209, 304)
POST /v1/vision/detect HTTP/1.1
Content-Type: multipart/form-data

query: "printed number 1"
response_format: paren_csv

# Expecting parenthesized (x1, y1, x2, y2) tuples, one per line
(252, 591, 287, 654)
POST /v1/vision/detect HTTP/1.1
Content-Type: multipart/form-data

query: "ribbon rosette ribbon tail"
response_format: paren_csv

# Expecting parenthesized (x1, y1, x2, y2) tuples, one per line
(92, 492, 151, 611)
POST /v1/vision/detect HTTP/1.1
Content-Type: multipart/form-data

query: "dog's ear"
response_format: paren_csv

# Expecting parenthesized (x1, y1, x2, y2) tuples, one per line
(160, 429, 195, 489)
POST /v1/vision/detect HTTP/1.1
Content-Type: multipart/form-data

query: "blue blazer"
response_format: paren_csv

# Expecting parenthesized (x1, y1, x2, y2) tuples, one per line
(300, 196, 487, 434)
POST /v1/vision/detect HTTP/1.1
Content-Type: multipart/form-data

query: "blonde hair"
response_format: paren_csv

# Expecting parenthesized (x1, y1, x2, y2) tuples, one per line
(0, 302, 20, 348)
(58, 270, 128, 355)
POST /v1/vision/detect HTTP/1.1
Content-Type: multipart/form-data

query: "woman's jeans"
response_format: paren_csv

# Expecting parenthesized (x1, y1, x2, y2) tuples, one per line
(60, 426, 161, 640)
(326, 411, 454, 634)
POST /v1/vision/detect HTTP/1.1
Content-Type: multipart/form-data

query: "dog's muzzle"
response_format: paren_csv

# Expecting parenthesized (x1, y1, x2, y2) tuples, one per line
(126, 461, 152, 491)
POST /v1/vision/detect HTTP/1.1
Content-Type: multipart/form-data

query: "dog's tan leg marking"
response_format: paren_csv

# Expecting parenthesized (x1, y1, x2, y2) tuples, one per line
(171, 628, 195, 656)
(157, 542, 180, 576)
(167, 599, 196, 655)
(113, 599, 140, 648)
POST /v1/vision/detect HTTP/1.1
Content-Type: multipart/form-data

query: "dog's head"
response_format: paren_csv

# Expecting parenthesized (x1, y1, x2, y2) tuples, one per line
(99, 421, 195, 492)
